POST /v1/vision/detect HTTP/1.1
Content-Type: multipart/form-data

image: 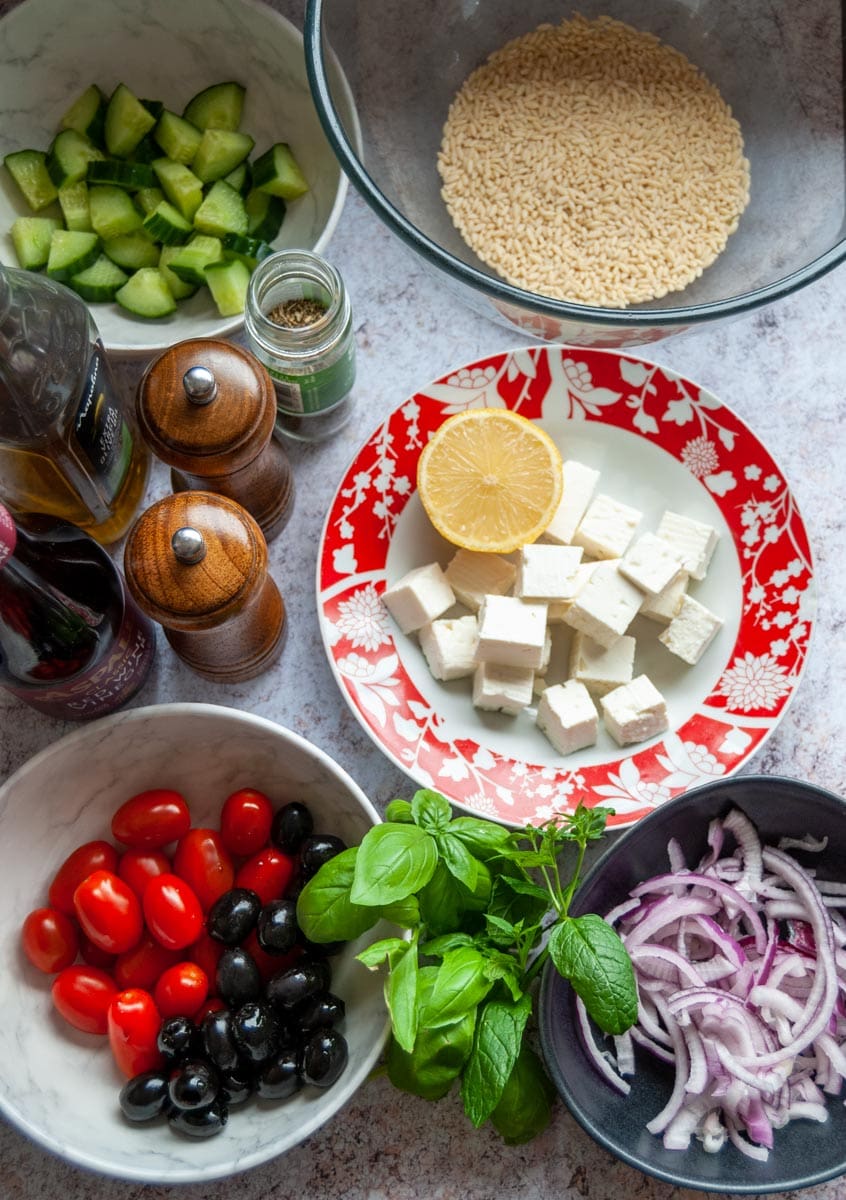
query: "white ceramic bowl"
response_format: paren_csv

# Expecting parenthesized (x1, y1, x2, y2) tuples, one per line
(0, 0, 359, 358)
(0, 703, 388, 1183)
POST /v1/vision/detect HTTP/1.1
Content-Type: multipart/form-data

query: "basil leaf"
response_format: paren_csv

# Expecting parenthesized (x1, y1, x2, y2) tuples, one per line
(460, 994, 531, 1127)
(436, 830, 479, 892)
(418, 860, 487, 935)
(423, 947, 493, 1028)
(484, 913, 519, 945)
(380, 895, 420, 928)
(386, 931, 419, 1052)
(411, 788, 452, 832)
(420, 932, 475, 958)
(548, 913, 638, 1034)
(350, 822, 438, 905)
(489, 1045, 555, 1145)
(448, 816, 514, 859)
(386, 968, 476, 1101)
(295, 847, 379, 943)
(356, 936, 409, 971)
(384, 798, 414, 823)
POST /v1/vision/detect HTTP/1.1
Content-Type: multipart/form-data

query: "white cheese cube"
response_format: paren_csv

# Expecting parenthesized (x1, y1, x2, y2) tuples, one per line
(655, 511, 719, 581)
(547, 561, 599, 623)
(472, 662, 534, 714)
(382, 563, 455, 634)
(658, 595, 723, 665)
(536, 680, 598, 755)
(474, 595, 548, 669)
(443, 548, 516, 612)
(540, 460, 600, 545)
(569, 632, 636, 698)
(419, 615, 479, 681)
(573, 494, 642, 560)
(515, 544, 583, 601)
(639, 572, 689, 624)
(564, 561, 643, 648)
(619, 532, 685, 596)
(601, 675, 669, 746)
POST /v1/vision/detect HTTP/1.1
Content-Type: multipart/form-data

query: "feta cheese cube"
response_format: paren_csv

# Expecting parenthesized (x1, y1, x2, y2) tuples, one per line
(655, 511, 719, 581)
(474, 595, 548, 669)
(540, 460, 600, 545)
(536, 680, 598, 755)
(515, 543, 583, 601)
(601, 675, 669, 746)
(658, 595, 723, 665)
(472, 661, 534, 714)
(619, 532, 685, 596)
(564, 561, 643, 648)
(639, 572, 689, 624)
(443, 548, 516, 612)
(547, 561, 598, 623)
(419, 615, 479, 681)
(573, 494, 642, 560)
(569, 632, 636, 698)
(382, 563, 455, 634)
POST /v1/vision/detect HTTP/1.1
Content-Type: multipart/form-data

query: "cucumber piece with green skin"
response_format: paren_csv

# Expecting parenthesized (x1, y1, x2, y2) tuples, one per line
(192, 129, 255, 183)
(46, 129, 105, 188)
(86, 159, 157, 190)
(182, 82, 245, 132)
(130, 133, 160, 165)
(140, 99, 164, 121)
(159, 244, 199, 300)
(89, 185, 143, 240)
(221, 231, 273, 269)
(152, 157, 204, 221)
(135, 186, 166, 216)
(154, 110, 202, 164)
(251, 142, 308, 200)
(166, 234, 223, 285)
(103, 229, 160, 270)
(115, 267, 176, 318)
(46, 229, 100, 281)
(205, 257, 251, 316)
(69, 253, 128, 302)
(58, 182, 91, 231)
(142, 200, 193, 245)
(224, 160, 251, 194)
(245, 189, 286, 241)
(60, 84, 106, 147)
(192, 180, 248, 237)
(4, 149, 59, 210)
(10, 216, 61, 269)
(105, 84, 157, 158)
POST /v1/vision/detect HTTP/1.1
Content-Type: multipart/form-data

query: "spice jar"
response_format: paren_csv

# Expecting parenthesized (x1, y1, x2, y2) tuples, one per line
(244, 249, 356, 442)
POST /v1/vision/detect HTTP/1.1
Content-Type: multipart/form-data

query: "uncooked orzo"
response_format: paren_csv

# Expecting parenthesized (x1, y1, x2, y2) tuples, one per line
(437, 15, 750, 308)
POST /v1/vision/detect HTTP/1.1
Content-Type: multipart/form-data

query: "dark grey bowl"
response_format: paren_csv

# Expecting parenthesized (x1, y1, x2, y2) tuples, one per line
(538, 775, 846, 1194)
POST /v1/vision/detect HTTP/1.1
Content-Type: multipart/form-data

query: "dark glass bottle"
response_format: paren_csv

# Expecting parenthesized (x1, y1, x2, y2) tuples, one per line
(0, 503, 156, 720)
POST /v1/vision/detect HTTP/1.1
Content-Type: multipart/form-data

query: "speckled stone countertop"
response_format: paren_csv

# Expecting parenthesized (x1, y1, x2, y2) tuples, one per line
(2, 1, 846, 1197)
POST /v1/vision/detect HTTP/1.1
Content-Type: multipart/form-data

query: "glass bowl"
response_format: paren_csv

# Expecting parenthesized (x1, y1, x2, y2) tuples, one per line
(304, 0, 846, 347)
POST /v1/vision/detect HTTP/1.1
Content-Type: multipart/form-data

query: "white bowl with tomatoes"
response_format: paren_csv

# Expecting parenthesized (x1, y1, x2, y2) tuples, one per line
(0, 702, 387, 1182)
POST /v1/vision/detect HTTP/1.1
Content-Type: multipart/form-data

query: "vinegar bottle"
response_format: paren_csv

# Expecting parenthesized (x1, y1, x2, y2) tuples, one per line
(0, 265, 149, 544)
(0, 502, 156, 720)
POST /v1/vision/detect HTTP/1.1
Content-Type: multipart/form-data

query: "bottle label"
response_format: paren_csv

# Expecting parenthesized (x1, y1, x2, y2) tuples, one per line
(265, 339, 357, 417)
(0, 505, 16, 570)
(72, 343, 133, 502)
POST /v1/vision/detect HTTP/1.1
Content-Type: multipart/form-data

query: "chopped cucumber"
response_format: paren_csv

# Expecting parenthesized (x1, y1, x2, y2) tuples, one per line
(46, 229, 100, 281)
(105, 84, 157, 158)
(154, 110, 202, 164)
(251, 142, 308, 200)
(58, 182, 92, 231)
(103, 229, 161, 270)
(142, 200, 193, 245)
(89, 185, 143, 240)
(192, 129, 254, 183)
(221, 231, 273, 270)
(46, 129, 104, 188)
(4, 149, 59, 210)
(152, 157, 204, 221)
(10, 216, 61, 269)
(166, 234, 223, 285)
(69, 254, 128, 302)
(159, 244, 200, 300)
(224, 161, 252, 194)
(86, 159, 157, 190)
(115, 267, 177, 318)
(60, 84, 107, 147)
(183, 82, 245, 132)
(245, 189, 286, 241)
(131, 134, 160, 165)
(135, 186, 166, 216)
(140, 99, 165, 122)
(205, 257, 251, 316)
(193, 180, 248, 237)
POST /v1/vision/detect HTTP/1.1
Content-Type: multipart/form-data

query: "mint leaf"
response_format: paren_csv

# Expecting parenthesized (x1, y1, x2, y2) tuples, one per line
(296, 847, 379, 942)
(461, 994, 531, 1127)
(411, 788, 452, 832)
(548, 914, 637, 1034)
(350, 822, 438, 905)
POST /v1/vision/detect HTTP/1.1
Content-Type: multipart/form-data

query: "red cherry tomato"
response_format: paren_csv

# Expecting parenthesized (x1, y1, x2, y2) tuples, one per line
(118, 848, 172, 900)
(114, 933, 180, 990)
(187, 929, 225, 985)
(78, 932, 117, 970)
(243, 928, 302, 983)
(48, 840, 119, 915)
(107, 988, 165, 1078)
(154, 961, 209, 1019)
(219, 788, 274, 857)
(173, 828, 234, 910)
(21, 906, 79, 973)
(111, 789, 191, 849)
(73, 869, 143, 954)
(143, 873, 203, 950)
(51, 965, 117, 1034)
(235, 847, 296, 905)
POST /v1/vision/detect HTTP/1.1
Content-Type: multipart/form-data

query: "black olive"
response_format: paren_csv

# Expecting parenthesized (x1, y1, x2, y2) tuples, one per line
(285, 875, 306, 903)
(294, 990, 346, 1033)
(271, 801, 314, 854)
(119, 1070, 170, 1122)
(301, 1028, 348, 1089)
(168, 1059, 220, 1111)
(256, 1048, 303, 1101)
(201, 1008, 240, 1072)
(299, 953, 332, 990)
(231, 1000, 279, 1063)
(207, 887, 262, 945)
(216, 946, 262, 1007)
(219, 1064, 256, 1106)
(298, 833, 346, 880)
(265, 960, 328, 1009)
(168, 1099, 228, 1138)
(256, 898, 298, 955)
(157, 1014, 200, 1062)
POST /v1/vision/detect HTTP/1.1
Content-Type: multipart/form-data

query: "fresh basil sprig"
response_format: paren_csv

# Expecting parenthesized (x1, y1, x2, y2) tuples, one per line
(296, 790, 636, 1144)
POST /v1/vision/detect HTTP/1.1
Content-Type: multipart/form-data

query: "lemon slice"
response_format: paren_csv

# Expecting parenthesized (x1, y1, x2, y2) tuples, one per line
(417, 409, 563, 553)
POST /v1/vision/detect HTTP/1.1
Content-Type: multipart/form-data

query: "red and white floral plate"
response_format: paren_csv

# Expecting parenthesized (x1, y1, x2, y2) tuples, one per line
(317, 347, 815, 829)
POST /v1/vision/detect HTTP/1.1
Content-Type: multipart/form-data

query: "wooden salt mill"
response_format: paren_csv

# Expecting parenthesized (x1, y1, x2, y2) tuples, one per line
(136, 337, 294, 542)
(124, 491, 286, 683)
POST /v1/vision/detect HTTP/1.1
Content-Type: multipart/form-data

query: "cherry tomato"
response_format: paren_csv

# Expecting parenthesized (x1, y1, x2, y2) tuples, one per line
(154, 961, 209, 1019)
(107, 988, 165, 1078)
(48, 840, 119, 915)
(243, 927, 302, 984)
(21, 906, 79, 973)
(78, 932, 117, 970)
(187, 929, 226, 985)
(219, 788, 274, 857)
(143, 873, 204, 950)
(235, 847, 296, 905)
(173, 828, 234, 910)
(51, 965, 117, 1034)
(111, 789, 191, 849)
(114, 933, 180, 990)
(118, 848, 172, 900)
(73, 869, 143, 954)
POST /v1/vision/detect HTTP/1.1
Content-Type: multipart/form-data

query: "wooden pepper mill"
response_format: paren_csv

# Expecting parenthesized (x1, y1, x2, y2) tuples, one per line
(124, 491, 286, 683)
(136, 337, 294, 542)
